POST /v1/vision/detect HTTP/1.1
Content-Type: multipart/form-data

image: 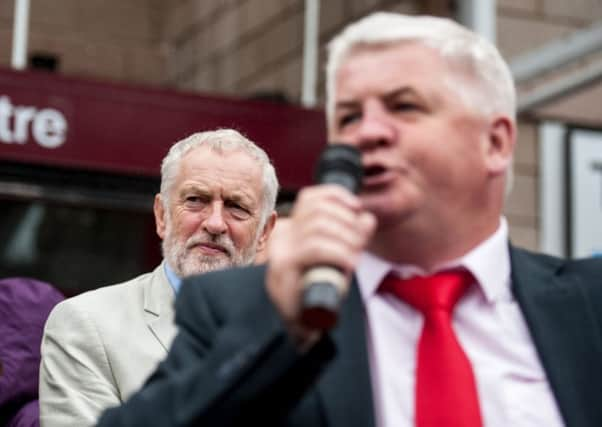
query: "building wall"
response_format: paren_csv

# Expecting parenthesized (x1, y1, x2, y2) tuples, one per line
(156, 0, 602, 251)
(497, 0, 602, 249)
(2, 0, 601, 252)
(0, 0, 168, 85)
(160, 0, 427, 100)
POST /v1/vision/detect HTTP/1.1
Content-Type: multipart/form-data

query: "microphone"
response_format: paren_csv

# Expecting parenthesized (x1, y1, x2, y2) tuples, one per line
(300, 144, 363, 330)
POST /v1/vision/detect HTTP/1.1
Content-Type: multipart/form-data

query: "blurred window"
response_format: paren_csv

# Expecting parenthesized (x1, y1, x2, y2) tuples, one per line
(0, 199, 159, 297)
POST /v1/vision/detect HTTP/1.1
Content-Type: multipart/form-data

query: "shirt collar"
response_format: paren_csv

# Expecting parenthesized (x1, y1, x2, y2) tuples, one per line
(356, 217, 511, 304)
(163, 262, 183, 295)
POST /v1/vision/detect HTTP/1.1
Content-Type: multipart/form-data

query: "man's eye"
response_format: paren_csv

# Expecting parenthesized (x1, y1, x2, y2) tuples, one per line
(226, 202, 251, 219)
(392, 102, 419, 112)
(185, 196, 205, 205)
(338, 112, 361, 128)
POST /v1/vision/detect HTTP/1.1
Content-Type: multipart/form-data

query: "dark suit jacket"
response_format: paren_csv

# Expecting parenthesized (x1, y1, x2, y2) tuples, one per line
(98, 246, 602, 427)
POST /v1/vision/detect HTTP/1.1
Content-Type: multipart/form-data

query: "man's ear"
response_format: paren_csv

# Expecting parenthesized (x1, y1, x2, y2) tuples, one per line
(485, 116, 516, 176)
(256, 211, 277, 253)
(153, 194, 167, 240)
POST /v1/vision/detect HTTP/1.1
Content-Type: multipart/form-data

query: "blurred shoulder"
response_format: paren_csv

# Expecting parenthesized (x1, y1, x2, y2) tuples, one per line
(180, 264, 267, 299)
(565, 254, 602, 272)
(177, 264, 268, 319)
(48, 270, 153, 320)
(511, 245, 602, 290)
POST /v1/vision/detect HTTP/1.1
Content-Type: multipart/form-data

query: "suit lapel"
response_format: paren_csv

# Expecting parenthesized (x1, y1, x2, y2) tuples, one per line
(510, 246, 602, 426)
(316, 278, 376, 427)
(144, 262, 178, 352)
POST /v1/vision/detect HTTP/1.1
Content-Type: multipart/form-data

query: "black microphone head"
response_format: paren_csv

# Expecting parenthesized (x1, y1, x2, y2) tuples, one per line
(315, 144, 363, 194)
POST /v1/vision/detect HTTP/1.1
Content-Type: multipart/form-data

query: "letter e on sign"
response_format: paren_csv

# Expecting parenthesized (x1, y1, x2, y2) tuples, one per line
(33, 108, 67, 148)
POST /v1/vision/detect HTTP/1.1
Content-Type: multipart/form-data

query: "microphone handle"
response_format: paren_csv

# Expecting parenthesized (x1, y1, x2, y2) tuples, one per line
(300, 265, 347, 330)
(299, 144, 362, 330)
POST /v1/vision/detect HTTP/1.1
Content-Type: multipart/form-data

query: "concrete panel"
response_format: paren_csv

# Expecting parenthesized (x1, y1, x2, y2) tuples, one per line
(319, 0, 347, 38)
(515, 121, 538, 167)
(241, 0, 296, 37)
(29, 0, 79, 29)
(0, 28, 12, 66)
(261, 10, 303, 66)
(195, 65, 219, 93)
(215, 52, 241, 91)
(384, 1, 421, 15)
(542, 0, 602, 22)
(508, 222, 538, 250)
(236, 38, 268, 82)
(284, 0, 303, 7)
(348, 0, 382, 19)
(163, 0, 217, 43)
(498, 0, 539, 13)
(240, 0, 269, 36)
(498, 15, 576, 58)
(123, 47, 166, 85)
(171, 34, 200, 83)
(0, 0, 14, 20)
(281, 55, 302, 101)
(178, 74, 198, 92)
(212, 7, 243, 53)
(52, 39, 126, 81)
(75, 0, 153, 42)
(162, 2, 189, 42)
(244, 67, 284, 95)
(505, 173, 538, 219)
(534, 81, 602, 127)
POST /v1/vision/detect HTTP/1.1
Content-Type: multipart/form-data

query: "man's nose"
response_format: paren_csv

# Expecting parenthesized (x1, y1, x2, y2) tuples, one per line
(203, 203, 228, 235)
(353, 104, 394, 151)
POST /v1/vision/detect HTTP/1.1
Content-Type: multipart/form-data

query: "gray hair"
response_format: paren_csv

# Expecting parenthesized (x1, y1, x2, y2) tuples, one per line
(160, 129, 278, 228)
(325, 12, 516, 194)
(326, 12, 516, 129)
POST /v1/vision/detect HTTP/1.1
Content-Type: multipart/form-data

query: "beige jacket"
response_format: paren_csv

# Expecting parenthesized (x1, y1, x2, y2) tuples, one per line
(39, 263, 178, 427)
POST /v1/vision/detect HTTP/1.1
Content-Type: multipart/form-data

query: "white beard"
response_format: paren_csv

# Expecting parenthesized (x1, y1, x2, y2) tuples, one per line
(162, 217, 259, 278)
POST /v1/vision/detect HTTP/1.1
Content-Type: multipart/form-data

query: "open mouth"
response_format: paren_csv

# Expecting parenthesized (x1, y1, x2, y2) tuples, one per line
(364, 164, 387, 178)
(362, 163, 394, 189)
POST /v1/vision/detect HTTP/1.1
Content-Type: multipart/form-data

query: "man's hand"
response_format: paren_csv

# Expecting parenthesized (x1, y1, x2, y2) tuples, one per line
(266, 184, 376, 346)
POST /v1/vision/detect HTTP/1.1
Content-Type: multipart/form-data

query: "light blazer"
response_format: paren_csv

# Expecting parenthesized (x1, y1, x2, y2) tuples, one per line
(39, 262, 178, 427)
(98, 246, 602, 427)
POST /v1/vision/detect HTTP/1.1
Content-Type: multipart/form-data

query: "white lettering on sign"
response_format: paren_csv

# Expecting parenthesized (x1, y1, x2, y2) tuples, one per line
(0, 95, 67, 149)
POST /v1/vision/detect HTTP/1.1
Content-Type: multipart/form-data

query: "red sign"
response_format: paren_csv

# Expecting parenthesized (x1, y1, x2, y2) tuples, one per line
(0, 67, 327, 191)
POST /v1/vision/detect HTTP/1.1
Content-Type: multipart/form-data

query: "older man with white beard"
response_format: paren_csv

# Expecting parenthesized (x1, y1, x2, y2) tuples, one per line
(38, 129, 278, 427)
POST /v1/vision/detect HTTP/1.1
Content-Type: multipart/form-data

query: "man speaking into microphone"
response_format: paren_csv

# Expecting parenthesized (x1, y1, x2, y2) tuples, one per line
(99, 12, 602, 427)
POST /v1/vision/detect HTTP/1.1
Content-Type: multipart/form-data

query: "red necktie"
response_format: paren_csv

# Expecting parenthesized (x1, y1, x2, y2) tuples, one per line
(380, 270, 483, 427)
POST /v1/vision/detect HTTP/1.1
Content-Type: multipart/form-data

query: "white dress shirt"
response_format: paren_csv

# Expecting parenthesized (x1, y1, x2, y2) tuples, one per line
(356, 218, 565, 427)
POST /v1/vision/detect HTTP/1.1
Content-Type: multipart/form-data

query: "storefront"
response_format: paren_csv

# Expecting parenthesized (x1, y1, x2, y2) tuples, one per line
(0, 67, 326, 295)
